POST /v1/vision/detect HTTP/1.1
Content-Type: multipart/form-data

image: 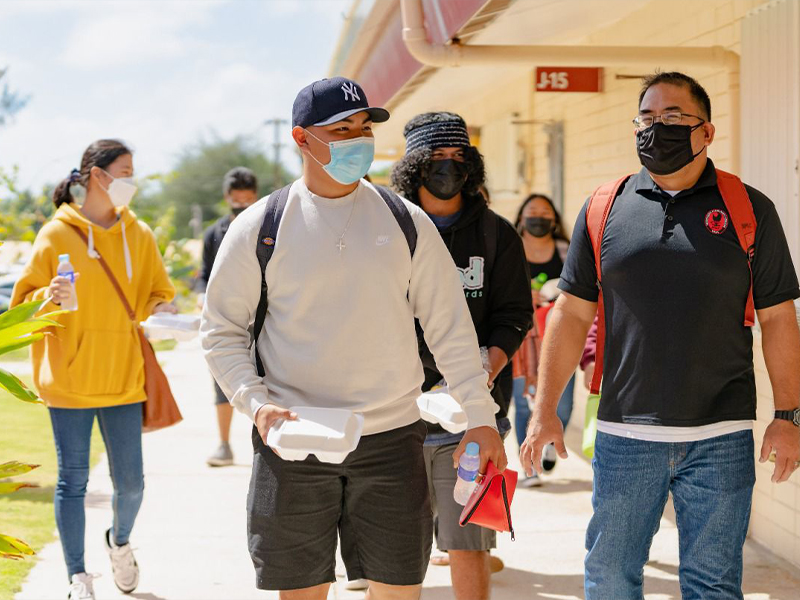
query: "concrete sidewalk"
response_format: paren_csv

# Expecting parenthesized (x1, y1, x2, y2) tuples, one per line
(16, 339, 800, 599)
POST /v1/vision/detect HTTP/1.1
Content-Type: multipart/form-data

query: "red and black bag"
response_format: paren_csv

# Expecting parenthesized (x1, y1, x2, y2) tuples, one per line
(458, 462, 518, 540)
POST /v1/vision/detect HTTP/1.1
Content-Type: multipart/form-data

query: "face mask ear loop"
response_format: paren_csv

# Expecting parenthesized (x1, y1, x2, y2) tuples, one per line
(302, 129, 331, 170)
(689, 121, 709, 159)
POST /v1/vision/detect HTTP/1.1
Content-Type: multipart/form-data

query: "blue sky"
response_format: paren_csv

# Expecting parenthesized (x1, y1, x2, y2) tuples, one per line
(0, 0, 351, 191)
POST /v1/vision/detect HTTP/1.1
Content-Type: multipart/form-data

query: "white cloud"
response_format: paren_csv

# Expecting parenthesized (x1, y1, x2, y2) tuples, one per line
(0, 0, 348, 191)
(60, 1, 224, 69)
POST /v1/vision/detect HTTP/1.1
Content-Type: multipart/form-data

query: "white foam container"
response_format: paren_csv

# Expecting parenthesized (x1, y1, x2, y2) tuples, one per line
(266, 406, 364, 464)
(540, 278, 562, 302)
(416, 390, 468, 433)
(141, 313, 201, 342)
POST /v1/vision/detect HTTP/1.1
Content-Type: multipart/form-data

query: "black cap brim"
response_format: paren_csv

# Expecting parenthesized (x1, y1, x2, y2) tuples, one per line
(313, 107, 390, 127)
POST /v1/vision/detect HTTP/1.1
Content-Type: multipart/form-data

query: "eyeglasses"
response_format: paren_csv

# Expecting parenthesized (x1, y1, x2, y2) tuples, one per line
(632, 111, 705, 131)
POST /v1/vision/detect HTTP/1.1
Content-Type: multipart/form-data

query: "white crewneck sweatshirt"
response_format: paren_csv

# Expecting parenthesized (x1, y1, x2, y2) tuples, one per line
(200, 178, 497, 435)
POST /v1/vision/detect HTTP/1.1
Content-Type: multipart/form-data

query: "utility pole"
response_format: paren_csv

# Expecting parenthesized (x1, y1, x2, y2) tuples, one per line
(264, 118, 288, 187)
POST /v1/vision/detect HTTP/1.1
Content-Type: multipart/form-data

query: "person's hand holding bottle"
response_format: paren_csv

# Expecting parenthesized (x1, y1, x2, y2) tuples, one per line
(48, 273, 79, 306)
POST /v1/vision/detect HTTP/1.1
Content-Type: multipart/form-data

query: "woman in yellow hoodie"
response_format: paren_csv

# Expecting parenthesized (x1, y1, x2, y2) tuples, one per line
(11, 139, 175, 600)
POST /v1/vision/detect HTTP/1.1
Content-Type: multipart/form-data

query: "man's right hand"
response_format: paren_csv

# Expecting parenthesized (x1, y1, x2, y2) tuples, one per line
(519, 404, 567, 477)
(254, 403, 298, 445)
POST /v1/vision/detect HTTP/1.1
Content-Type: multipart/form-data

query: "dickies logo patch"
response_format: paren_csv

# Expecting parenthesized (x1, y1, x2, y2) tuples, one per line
(705, 209, 729, 235)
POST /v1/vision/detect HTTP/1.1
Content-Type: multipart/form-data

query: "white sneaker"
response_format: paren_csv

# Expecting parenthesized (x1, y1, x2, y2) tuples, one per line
(345, 578, 369, 590)
(519, 471, 543, 488)
(105, 529, 139, 593)
(542, 443, 558, 473)
(207, 442, 234, 467)
(68, 573, 96, 600)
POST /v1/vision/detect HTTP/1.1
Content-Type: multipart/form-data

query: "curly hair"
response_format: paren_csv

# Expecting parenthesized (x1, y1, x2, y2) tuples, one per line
(391, 111, 486, 205)
(390, 145, 486, 205)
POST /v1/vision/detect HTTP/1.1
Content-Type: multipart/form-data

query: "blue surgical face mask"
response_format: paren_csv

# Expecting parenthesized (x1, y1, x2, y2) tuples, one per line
(305, 129, 375, 185)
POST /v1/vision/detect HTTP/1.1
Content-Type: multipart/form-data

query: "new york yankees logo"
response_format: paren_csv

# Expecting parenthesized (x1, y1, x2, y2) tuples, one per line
(341, 81, 360, 102)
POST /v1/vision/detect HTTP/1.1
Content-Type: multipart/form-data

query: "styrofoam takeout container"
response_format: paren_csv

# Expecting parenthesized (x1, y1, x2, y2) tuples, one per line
(539, 278, 562, 302)
(417, 389, 468, 433)
(267, 406, 364, 464)
(141, 313, 201, 342)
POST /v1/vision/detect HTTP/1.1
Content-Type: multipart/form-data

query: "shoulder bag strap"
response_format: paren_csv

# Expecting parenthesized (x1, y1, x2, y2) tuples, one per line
(715, 169, 757, 327)
(253, 184, 291, 377)
(374, 185, 417, 259)
(66, 223, 136, 322)
(584, 175, 631, 395)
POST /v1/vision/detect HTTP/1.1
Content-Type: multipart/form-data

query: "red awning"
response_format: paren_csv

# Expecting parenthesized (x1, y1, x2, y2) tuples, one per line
(358, 0, 487, 107)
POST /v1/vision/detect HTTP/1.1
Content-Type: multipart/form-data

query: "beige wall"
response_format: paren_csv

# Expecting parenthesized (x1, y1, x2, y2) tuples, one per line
(522, 0, 800, 568)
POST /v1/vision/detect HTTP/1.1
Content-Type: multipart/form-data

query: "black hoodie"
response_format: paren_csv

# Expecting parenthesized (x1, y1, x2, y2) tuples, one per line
(418, 193, 533, 437)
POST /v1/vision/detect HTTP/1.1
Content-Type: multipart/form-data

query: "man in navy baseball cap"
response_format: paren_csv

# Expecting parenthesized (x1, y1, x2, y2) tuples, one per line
(202, 75, 508, 599)
(292, 76, 390, 128)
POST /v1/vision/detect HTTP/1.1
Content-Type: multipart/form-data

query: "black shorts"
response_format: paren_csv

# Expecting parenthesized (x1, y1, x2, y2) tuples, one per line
(213, 381, 228, 406)
(247, 420, 433, 591)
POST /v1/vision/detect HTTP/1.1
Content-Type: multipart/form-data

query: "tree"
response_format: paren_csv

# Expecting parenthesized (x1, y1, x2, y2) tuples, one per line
(141, 135, 294, 239)
(0, 68, 29, 128)
(0, 167, 52, 241)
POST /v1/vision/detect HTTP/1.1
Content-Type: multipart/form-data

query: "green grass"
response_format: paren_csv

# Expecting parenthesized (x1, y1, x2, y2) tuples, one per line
(151, 339, 178, 352)
(0, 378, 105, 600)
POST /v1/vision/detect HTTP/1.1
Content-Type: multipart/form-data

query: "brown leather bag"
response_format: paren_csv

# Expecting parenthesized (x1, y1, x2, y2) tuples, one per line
(67, 224, 182, 432)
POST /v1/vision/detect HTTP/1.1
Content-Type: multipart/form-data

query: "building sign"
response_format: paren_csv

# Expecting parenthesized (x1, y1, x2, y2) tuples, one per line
(535, 67, 604, 92)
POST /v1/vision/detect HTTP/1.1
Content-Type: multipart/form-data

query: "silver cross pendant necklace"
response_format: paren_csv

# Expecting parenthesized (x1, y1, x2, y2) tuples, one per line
(323, 194, 358, 255)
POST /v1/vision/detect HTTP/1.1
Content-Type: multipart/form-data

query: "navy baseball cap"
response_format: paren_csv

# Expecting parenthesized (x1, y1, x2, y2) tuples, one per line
(292, 77, 390, 128)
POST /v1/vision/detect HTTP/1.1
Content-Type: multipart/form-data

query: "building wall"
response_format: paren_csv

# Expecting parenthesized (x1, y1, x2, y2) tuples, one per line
(521, 0, 800, 569)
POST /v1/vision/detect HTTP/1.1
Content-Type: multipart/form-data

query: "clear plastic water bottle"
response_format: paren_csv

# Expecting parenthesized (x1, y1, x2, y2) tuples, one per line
(479, 346, 491, 372)
(56, 254, 78, 311)
(453, 442, 480, 505)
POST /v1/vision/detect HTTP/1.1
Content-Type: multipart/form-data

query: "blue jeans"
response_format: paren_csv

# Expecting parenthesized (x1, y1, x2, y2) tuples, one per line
(512, 374, 575, 447)
(585, 430, 755, 600)
(49, 403, 144, 579)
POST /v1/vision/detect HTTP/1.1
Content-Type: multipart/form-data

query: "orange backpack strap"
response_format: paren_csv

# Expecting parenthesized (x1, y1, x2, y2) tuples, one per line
(584, 175, 631, 395)
(715, 169, 757, 327)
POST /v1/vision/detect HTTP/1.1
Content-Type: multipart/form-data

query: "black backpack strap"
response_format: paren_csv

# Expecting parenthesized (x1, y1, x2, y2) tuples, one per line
(374, 185, 417, 259)
(482, 208, 498, 281)
(253, 184, 291, 377)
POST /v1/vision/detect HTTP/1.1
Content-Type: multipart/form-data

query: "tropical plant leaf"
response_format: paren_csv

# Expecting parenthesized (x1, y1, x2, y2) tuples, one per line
(0, 318, 62, 343)
(0, 298, 49, 330)
(0, 481, 38, 494)
(0, 461, 39, 478)
(39, 309, 68, 320)
(0, 534, 35, 559)
(0, 367, 41, 404)
(0, 332, 43, 356)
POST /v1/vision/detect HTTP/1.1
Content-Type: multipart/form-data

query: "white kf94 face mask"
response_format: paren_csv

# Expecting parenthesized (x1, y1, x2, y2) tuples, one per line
(101, 169, 137, 207)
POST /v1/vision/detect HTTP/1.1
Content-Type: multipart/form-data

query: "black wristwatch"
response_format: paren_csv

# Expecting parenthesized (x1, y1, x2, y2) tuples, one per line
(774, 408, 800, 427)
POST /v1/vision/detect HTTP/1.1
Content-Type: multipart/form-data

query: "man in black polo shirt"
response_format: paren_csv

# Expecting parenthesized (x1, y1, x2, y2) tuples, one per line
(520, 72, 800, 599)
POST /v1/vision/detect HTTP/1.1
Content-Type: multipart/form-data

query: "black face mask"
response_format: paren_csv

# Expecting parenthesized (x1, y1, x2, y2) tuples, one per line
(636, 122, 705, 176)
(524, 217, 554, 238)
(231, 206, 247, 217)
(423, 159, 468, 200)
